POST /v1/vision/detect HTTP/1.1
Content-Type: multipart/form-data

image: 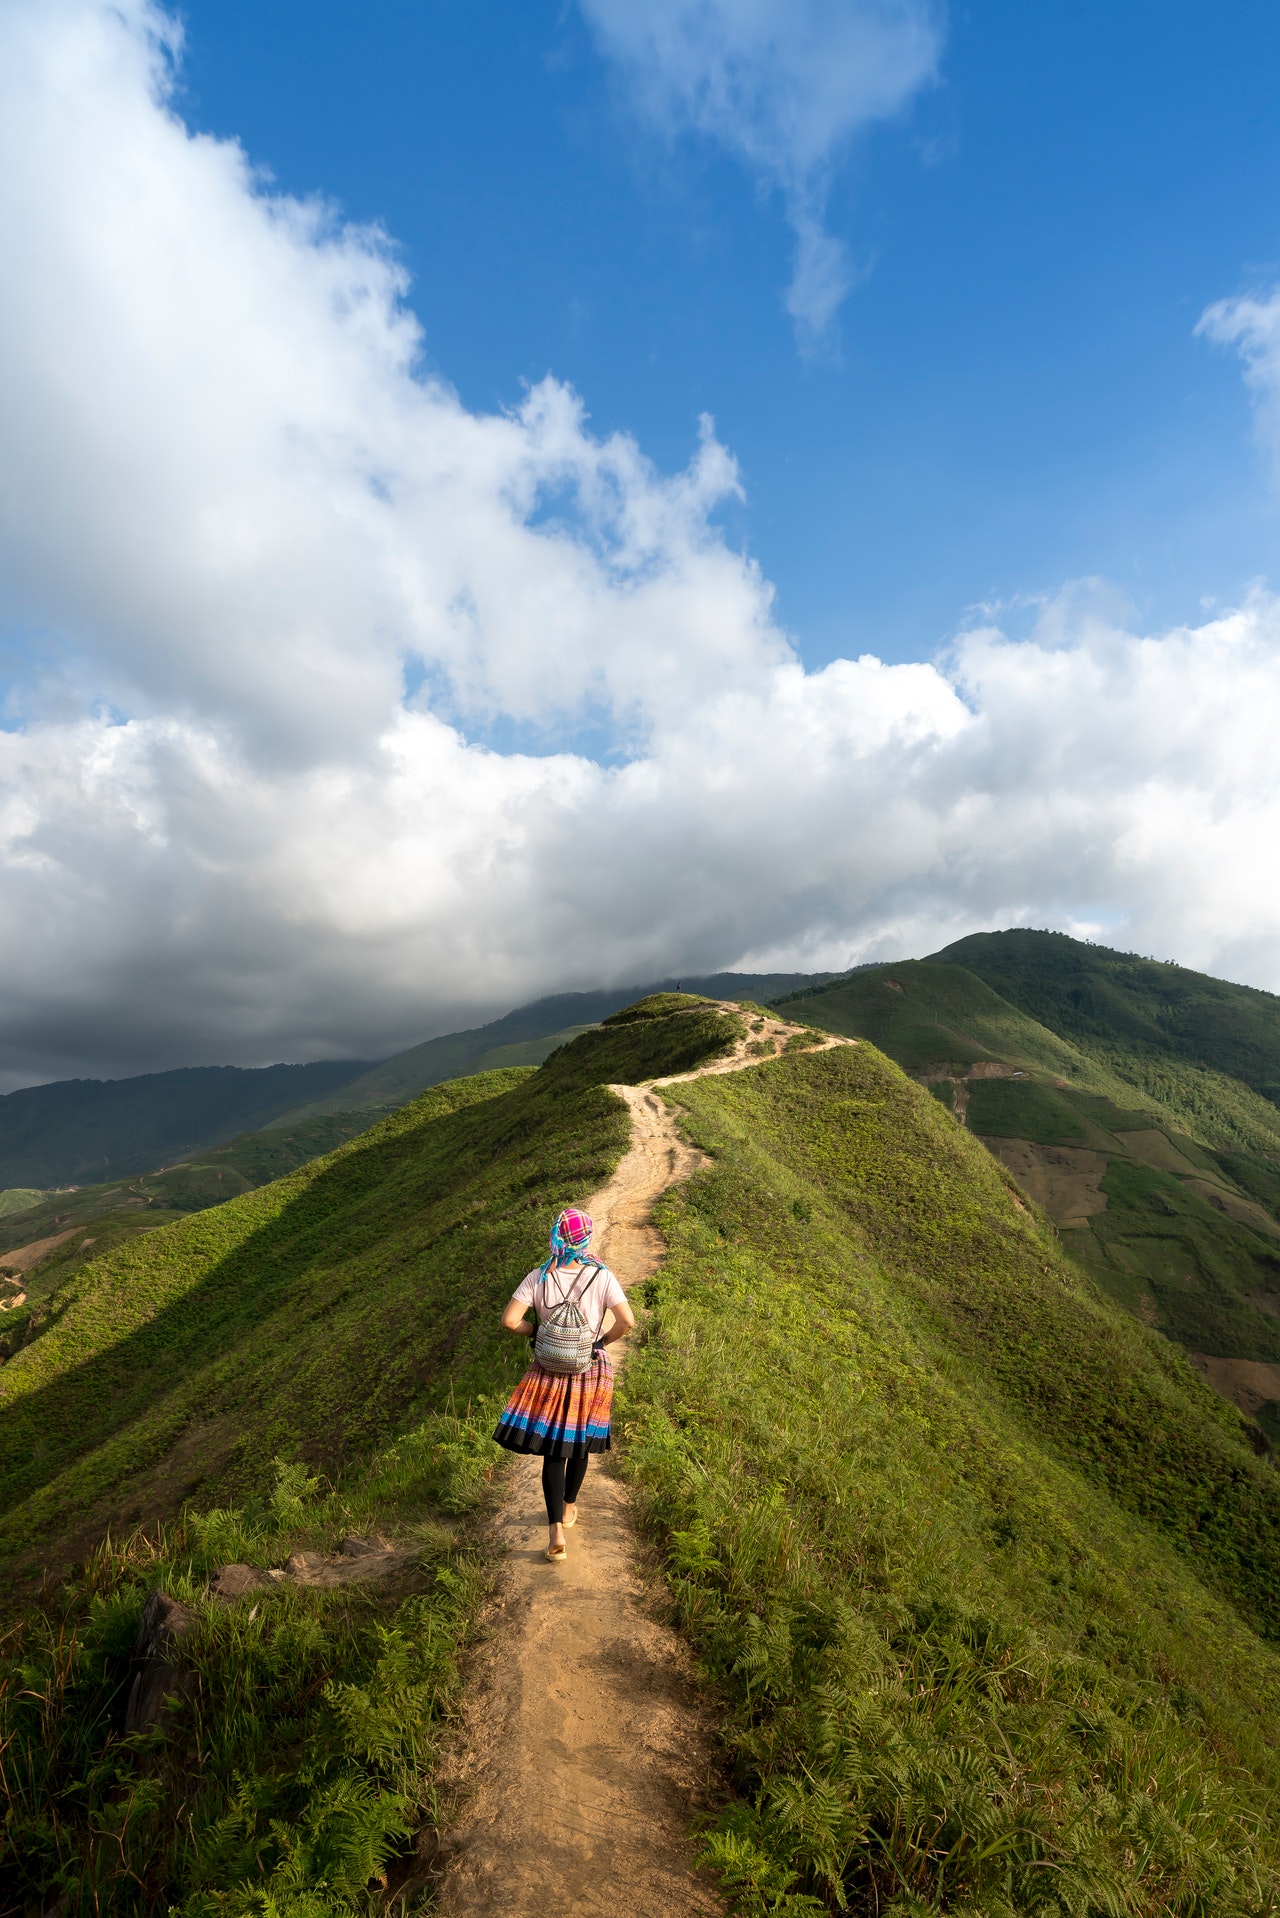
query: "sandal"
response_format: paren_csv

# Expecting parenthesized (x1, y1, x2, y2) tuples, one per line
(546, 1542, 567, 1562)
(564, 1508, 577, 1528)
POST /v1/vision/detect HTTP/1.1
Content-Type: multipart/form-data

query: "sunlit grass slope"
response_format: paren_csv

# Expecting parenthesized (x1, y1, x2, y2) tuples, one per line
(777, 959, 1100, 1081)
(0, 997, 742, 1578)
(622, 1043, 1280, 1912)
(0, 1066, 569, 1572)
(9, 1001, 1280, 1912)
(0, 997, 745, 1916)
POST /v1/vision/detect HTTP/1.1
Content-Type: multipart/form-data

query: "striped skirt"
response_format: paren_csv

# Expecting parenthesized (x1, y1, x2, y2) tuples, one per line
(493, 1352, 615, 1457)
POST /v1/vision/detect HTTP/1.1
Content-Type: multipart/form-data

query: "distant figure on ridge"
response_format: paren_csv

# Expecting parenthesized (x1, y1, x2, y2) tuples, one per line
(493, 1207, 635, 1561)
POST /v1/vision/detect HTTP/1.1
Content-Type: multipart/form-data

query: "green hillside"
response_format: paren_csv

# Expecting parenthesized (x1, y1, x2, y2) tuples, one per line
(269, 970, 830, 1126)
(9, 996, 1280, 1911)
(782, 960, 1280, 1435)
(0, 1105, 407, 1357)
(0, 1059, 377, 1190)
(934, 927, 1280, 1100)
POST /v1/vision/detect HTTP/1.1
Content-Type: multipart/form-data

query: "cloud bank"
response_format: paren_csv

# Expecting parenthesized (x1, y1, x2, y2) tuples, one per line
(1, 0, 1279, 1086)
(578, 0, 943, 349)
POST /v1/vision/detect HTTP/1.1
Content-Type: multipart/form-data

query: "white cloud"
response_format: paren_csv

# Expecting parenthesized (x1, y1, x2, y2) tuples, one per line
(1, 0, 1280, 1088)
(1199, 285, 1280, 478)
(578, 0, 942, 350)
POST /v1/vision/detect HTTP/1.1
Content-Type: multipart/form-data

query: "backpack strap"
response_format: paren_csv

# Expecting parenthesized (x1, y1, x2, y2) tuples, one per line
(535, 1259, 602, 1324)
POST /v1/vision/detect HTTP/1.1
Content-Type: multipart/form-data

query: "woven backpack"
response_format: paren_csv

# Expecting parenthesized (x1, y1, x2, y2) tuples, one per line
(533, 1263, 601, 1376)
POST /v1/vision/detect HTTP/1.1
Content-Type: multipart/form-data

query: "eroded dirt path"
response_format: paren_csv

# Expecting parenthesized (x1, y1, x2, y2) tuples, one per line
(432, 1007, 852, 1918)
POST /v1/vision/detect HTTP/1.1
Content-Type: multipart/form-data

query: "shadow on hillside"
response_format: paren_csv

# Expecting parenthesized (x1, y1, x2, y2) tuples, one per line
(0, 1093, 525, 1541)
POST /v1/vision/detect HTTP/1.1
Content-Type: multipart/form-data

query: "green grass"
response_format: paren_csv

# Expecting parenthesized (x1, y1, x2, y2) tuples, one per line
(1218, 1150, 1280, 1217)
(965, 1077, 1090, 1144)
(14, 1003, 1280, 1913)
(1079, 1046, 1280, 1157)
(0, 1419, 501, 1915)
(780, 958, 1280, 1381)
(618, 1046, 1280, 1912)
(934, 928, 1280, 1093)
(0, 1004, 741, 1575)
(0, 1064, 616, 1571)
(1084, 1159, 1280, 1361)
(0, 995, 750, 1915)
(544, 994, 744, 1086)
(776, 962, 1097, 1081)
(0, 1188, 43, 1221)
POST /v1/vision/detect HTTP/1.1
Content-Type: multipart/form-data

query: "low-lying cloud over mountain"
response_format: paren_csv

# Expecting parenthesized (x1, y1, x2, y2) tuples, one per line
(1, 0, 1279, 1087)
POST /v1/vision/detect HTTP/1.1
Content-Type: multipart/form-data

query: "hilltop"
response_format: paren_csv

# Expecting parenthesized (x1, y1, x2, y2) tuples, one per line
(781, 944, 1280, 1443)
(7, 993, 1280, 1910)
(935, 926, 1280, 1098)
(0, 969, 831, 1197)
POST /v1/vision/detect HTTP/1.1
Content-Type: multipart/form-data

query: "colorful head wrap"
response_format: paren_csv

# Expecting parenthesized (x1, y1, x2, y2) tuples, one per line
(542, 1207, 594, 1275)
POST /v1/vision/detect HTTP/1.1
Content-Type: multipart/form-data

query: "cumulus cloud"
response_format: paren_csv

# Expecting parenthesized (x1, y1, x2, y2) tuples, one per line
(1, 0, 1279, 1088)
(577, 0, 942, 350)
(1199, 285, 1280, 475)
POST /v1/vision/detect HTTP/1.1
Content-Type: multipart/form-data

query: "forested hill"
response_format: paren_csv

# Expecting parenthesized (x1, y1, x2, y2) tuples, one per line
(0, 1061, 374, 1189)
(932, 927, 1280, 1097)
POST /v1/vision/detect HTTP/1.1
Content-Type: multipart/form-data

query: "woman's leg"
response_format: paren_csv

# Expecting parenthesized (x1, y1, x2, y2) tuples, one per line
(563, 1452, 589, 1520)
(542, 1454, 568, 1524)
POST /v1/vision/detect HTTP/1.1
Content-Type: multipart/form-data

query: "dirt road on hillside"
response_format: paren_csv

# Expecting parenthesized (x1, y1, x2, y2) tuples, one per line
(430, 1009, 851, 1918)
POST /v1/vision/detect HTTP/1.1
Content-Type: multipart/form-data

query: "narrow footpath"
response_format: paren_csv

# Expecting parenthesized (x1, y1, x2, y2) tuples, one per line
(431, 1010, 850, 1918)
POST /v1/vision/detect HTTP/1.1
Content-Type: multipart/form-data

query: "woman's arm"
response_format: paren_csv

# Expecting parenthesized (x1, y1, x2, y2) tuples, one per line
(599, 1296, 636, 1346)
(502, 1295, 535, 1338)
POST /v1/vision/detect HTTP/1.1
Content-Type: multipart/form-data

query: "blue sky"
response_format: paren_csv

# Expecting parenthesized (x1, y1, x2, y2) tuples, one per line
(175, 0, 1280, 666)
(3, 0, 1280, 1082)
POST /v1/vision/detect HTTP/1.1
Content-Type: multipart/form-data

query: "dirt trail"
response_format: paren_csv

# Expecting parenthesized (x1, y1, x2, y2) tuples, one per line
(431, 1008, 852, 1918)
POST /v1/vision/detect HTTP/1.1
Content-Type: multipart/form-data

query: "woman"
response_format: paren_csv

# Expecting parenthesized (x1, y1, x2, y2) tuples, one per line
(493, 1207, 636, 1561)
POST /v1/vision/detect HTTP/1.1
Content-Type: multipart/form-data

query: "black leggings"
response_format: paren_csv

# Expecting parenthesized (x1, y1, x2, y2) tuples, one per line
(542, 1452, 590, 1525)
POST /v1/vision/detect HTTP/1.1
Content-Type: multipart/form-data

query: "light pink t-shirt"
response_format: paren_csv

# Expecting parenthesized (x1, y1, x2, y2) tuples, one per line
(512, 1261, 628, 1339)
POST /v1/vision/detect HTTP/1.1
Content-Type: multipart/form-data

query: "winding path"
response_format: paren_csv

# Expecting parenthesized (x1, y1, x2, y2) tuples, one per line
(431, 1009, 850, 1918)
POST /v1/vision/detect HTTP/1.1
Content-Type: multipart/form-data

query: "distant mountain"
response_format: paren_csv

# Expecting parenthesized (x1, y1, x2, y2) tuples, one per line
(0, 970, 834, 1196)
(782, 947, 1280, 1441)
(0, 1060, 375, 1189)
(931, 928, 1280, 1099)
(266, 971, 834, 1126)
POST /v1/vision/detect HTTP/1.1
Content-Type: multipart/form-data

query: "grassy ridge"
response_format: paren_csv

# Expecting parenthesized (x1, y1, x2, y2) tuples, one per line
(0, 996, 746, 1914)
(781, 959, 1280, 1409)
(12, 1000, 1280, 1912)
(776, 960, 1095, 1080)
(0, 1065, 604, 1568)
(935, 928, 1280, 1098)
(0, 999, 742, 1574)
(620, 1046, 1280, 1912)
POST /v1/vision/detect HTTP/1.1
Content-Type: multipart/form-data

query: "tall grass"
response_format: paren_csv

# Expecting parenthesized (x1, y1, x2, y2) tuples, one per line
(0, 1413, 501, 1916)
(618, 1048, 1280, 1914)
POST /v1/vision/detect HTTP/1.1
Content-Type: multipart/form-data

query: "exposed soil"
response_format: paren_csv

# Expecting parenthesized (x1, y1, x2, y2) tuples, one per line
(1183, 1178, 1280, 1239)
(431, 1007, 853, 1918)
(980, 1138, 1110, 1229)
(1189, 1352, 1280, 1417)
(0, 1229, 77, 1277)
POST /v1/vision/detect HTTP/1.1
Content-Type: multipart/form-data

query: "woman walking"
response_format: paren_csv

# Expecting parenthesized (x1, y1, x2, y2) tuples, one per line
(493, 1207, 635, 1561)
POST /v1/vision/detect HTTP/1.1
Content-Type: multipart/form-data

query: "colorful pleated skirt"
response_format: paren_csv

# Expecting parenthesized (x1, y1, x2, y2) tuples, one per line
(493, 1352, 615, 1457)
